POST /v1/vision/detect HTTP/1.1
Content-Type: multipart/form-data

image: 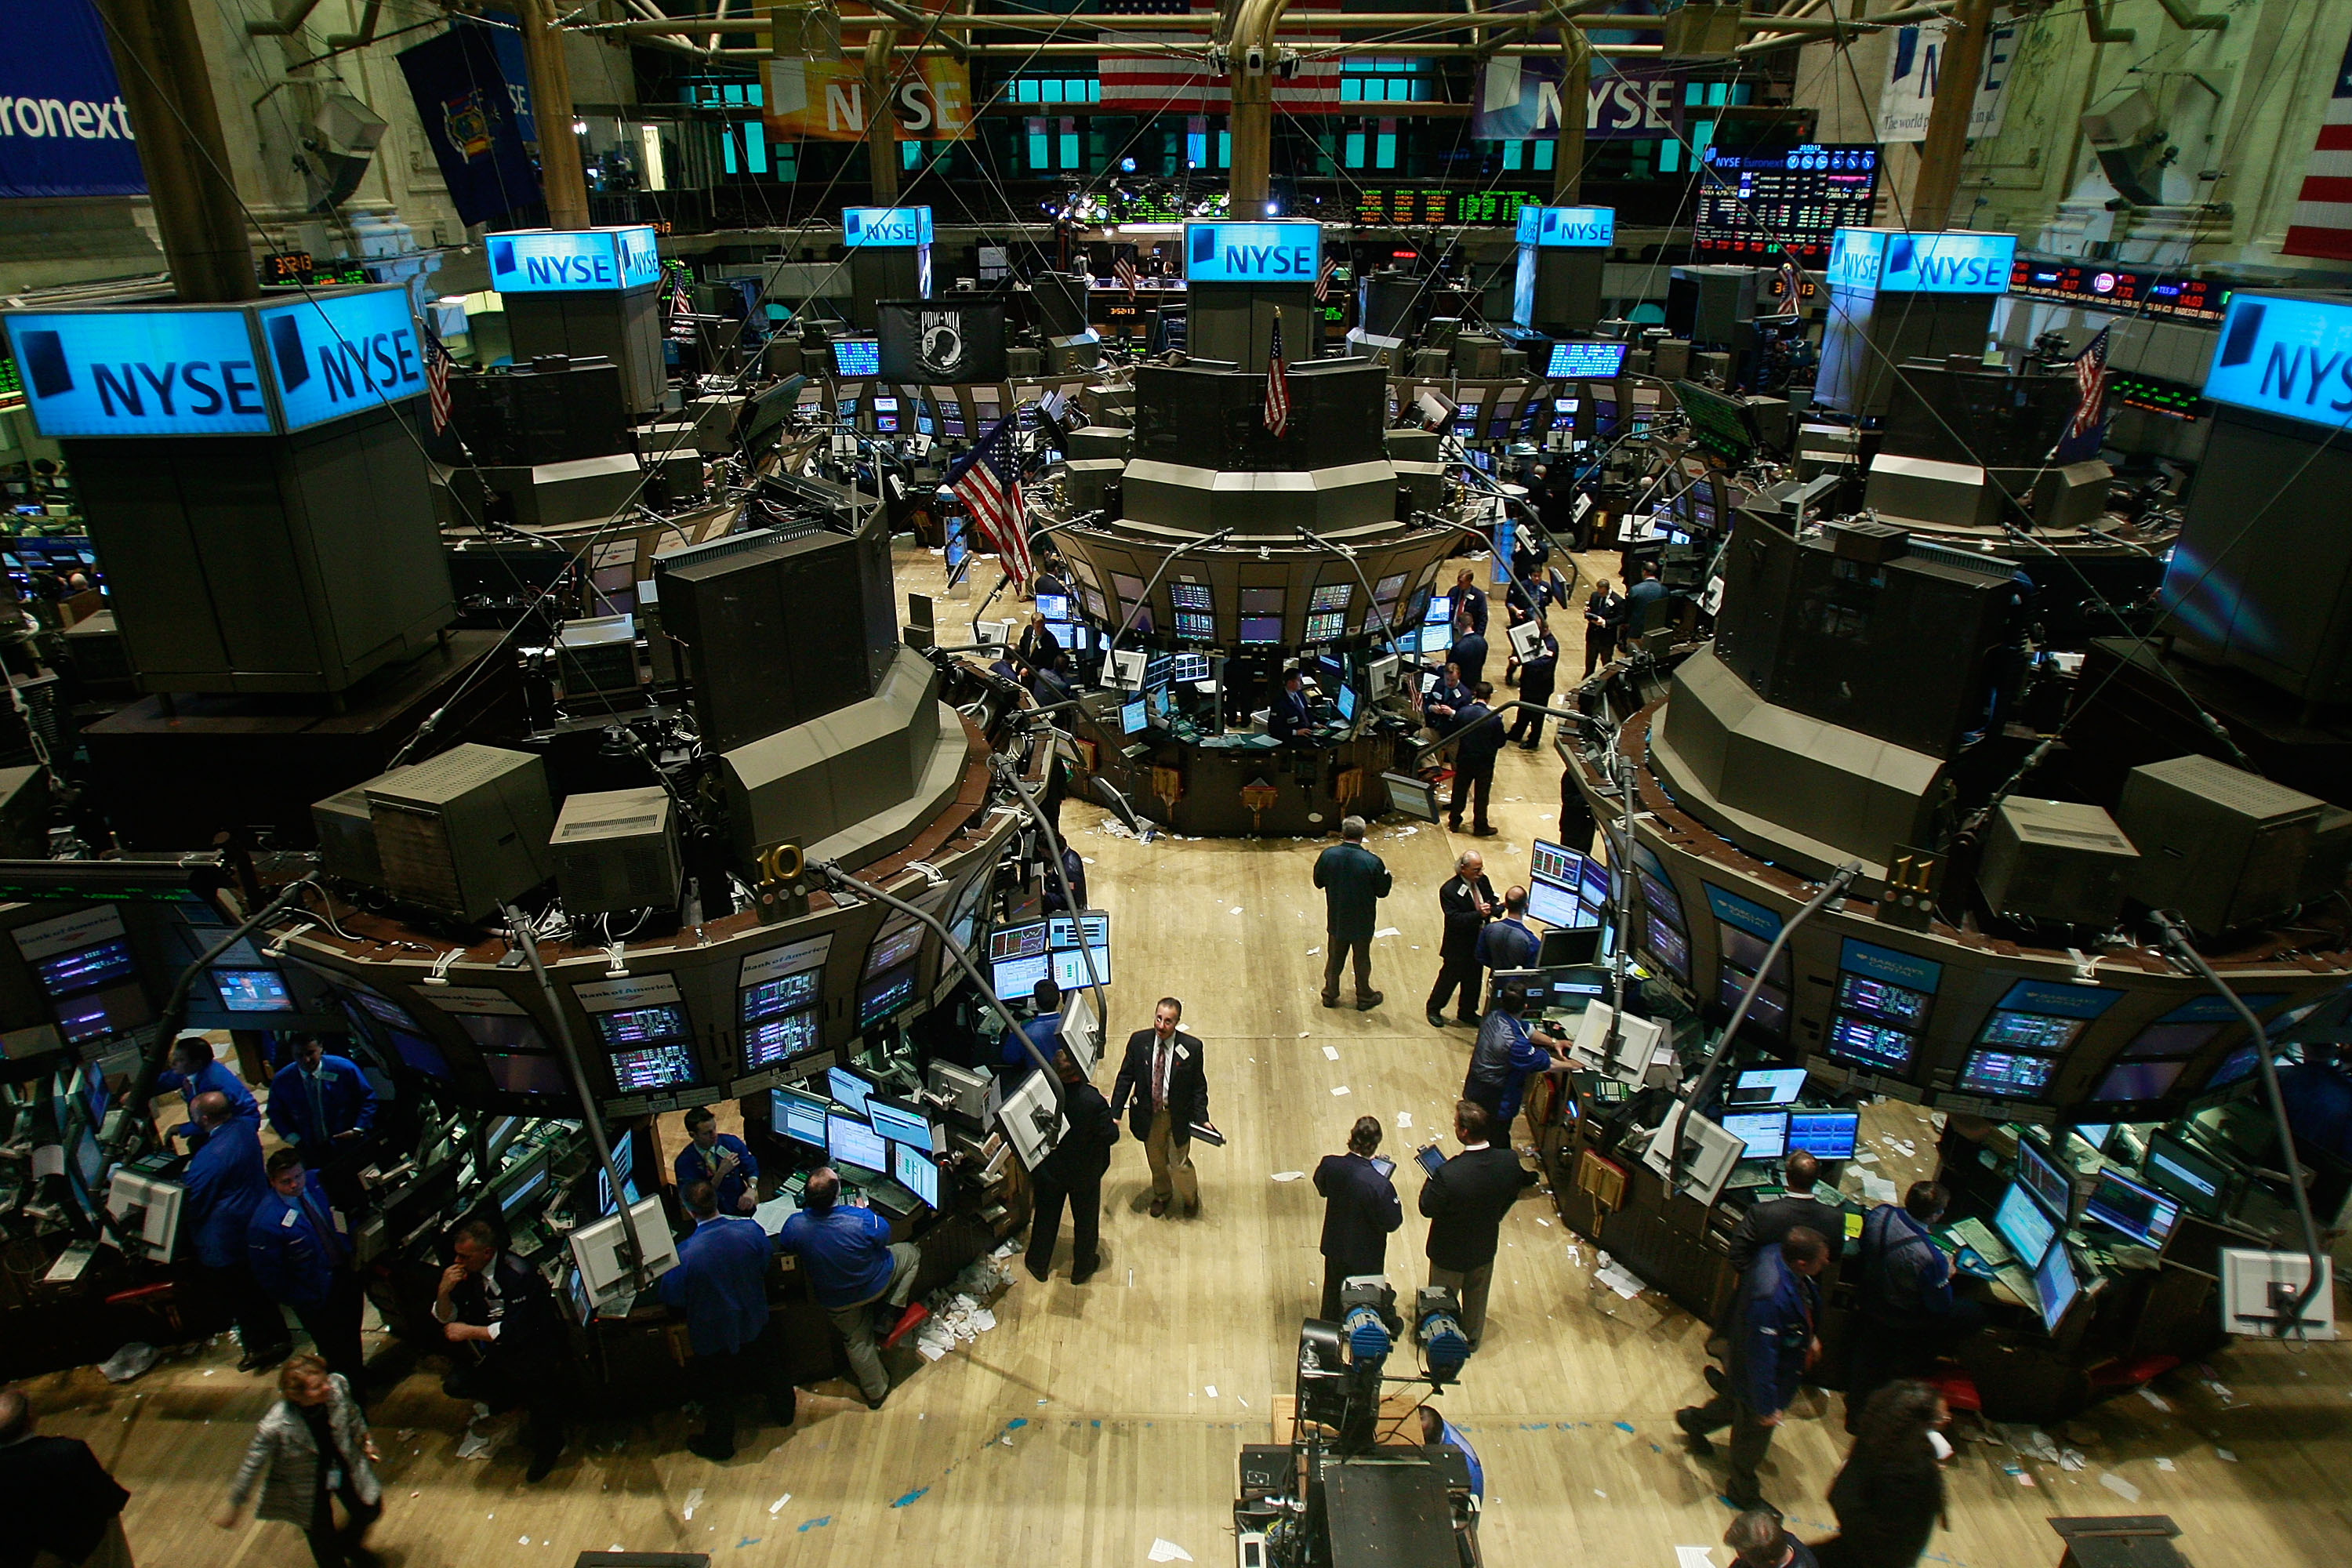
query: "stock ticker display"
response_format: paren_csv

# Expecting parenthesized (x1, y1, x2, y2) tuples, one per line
(1693, 143, 1879, 263)
(1353, 188, 1543, 227)
(2005, 257, 2230, 323)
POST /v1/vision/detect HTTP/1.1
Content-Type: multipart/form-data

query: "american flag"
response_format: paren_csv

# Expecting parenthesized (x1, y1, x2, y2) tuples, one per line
(1099, 0, 1342, 114)
(1314, 253, 1335, 303)
(2285, 31, 2352, 261)
(1262, 315, 1290, 437)
(423, 327, 453, 436)
(662, 260, 692, 316)
(1115, 255, 1140, 293)
(2067, 325, 2111, 439)
(946, 416, 1033, 589)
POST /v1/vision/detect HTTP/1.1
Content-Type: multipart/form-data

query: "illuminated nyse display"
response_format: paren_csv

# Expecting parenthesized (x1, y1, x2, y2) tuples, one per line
(843, 205, 936, 249)
(1515, 206, 1615, 249)
(2201, 292, 2352, 426)
(485, 226, 663, 293)
(1824, 228, 2016, 296)
(1183, 220, 1321, 283)
(1694, 143, 1878, 263)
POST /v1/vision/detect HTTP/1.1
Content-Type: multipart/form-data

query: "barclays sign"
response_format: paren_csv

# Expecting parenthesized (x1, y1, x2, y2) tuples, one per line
(485, 226, 663, 292)
(2203, 292, 2352, 426)
(843, 206, 934, 248)
(3, 285, 426, 440)
(1184, 220, 1320, 284)
(1513, 206, 1615, 249)
(1824, 227, 2015, 294)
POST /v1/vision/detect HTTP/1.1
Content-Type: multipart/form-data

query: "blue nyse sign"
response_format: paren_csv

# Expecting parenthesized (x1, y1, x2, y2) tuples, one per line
(257, 289, 426, 432)
(5, 285, 425, 440)
(2203, 293, 2352, 426)
(485, 226, 663, 292)
(1826, 227, 2014, 294)
(843, 206, 935, 248)
(1514, 206, 1616, 249)
(1184, 220, 1321, 283)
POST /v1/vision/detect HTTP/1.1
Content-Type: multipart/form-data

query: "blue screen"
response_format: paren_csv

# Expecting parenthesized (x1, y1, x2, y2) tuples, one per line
(771, 1086, 828, 1145)
(1722, 1111, 1788, 1160)
(2034, 1242, 2079, 1333)
(827, 1112, 887, 1174)
(833, 339, 880, 377)
(1727, 1068, 1807, 1107)
(866, 1098, 935, 1152)
(828, 1066, 873, 1116)
(1337, 685, 1358, 722)
(1546, 341, 1629, 378)
(1786, 1110, 1859, 1160)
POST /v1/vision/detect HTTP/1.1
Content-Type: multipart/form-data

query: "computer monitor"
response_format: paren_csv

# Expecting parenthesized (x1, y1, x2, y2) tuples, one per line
(1120, 699, 1147, 735)
(858, 966, 919, 1027)
(607, 1040, 700, 1093)
(2143, 1130, 2230, 1219)
(1526, 876, 1585, 929)
(989, 918, 1053, 999)
(1786, 1109, 1860, 1160)
(2016, 1138, 2072, 1223)
(866, 1094, 935, 1152)
(568, 1196, 681, 1301)
(1957, 1049, 2060, 1100)
(1036, 592, 1071, 621)
(826, 1112, 888, 1174)
(1336, 684, 1359, 724)
(895, 1143, 941, 1209)
(2034, 1243, 2081, 1334)
(831, 339, 880, 378)
(828, 1065, 878, 1116)
(1640, 913, 1690, 981)
(1382, 771, 1443, 825)
(1726, 1067, 1808, 1108)
(2071, 1123, 2114, 1152)
(213, 968, 296, 1011)
(1994, 1180, 2057, 1269)
(771, 1085, 829, 1145)
(1721, 1110, 1789, 1161)
(1536, 925, 1604, 966)
(743, 1008, 820, 1070)
(2083, 1168, 2180, 1248)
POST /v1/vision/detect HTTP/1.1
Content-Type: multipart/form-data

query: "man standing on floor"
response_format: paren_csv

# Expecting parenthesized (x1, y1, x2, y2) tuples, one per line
(245, 1149, 367, 1392)
(1461, 978, 1573, 1138)
(659, 1181, 795, 1461)
(1445, 683, 1505, 837)
(0, 1386, 136, 1568)
(1474, 886, 1541, 1008)
(264, 1037, 378, 1210)
(779, 1168, 925, 1410)
(1507, 623, 1560, 750)
(181, 1091, 289, 1373)
(1109, 997, 1209, 1218)
(434, 1218, 570, 1482)
(1312, 1115, 1403, 1321)
(155, 1034, 256, 1151)
(1426, 850, 1496, 1029)
(1418, 1100, 1536, 1351)
(1314, 816, 1392, 1011)
(1725, 1151, 1845, 1274)
(1026, 1047, 1118, 1283)
(1846, 1181, 1981, 1433)
(1678, 1227, 1829, 1512)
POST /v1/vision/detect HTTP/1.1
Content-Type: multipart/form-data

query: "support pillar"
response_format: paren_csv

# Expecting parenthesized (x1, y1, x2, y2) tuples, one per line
(1909, 0, 1994, 232)
(1551, 25, 1591, 203)
(1230, 72, 1272, 213)
(518, 0, 590, 230)
(866, 31, 901, 202)
(90, 0, 256, 302)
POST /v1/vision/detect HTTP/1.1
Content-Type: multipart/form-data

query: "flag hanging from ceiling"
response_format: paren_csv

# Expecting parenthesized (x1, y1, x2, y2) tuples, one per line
(2284, 27, 2352, 261)
(2067, 325, 2111, 439)
(1315, 254, 1336, 303)
(946, 416, 1033, 589)
(1099, 0, 1341, 114)
(1263, 316, 1290, 437)
(423, 328, 454, 436)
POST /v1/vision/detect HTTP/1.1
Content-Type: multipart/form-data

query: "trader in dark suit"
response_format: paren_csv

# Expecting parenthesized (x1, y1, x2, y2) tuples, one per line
(1678, 1228, 1829, 1512)
(1418, 1100, 1537, 1348)
(434, 1218, 569, 1482)
(1026, 1047, 1120, 1283)
(264, 1036, 378, 1209)
(1445, 683, 1506, 837)
(1725, 1151, 1846, 1274)
(1425, 849, 1496, 1029)
(1268, 668, 1315, 745)
(658, 1181, 793, 1461)
(674, 1105, 760, 1215)
(1313, 815, 1392, 1011)
(1508, 626, 1560, 750)
(181, 1091, 289, 1373)
(1451, 568, 1489, 639)
(1845, 1181, 1981, 1434)
(0, 1386, 134, 1568)
(1109, 996, 1209, 1218)
(1583, 579, 1625, 676)
(1313, 1116, 1403, 1320)
(245, 1149, 366, 1391)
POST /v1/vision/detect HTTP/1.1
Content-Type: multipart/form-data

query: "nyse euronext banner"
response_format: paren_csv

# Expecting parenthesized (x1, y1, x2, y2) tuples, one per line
(0, 0, 145, 198)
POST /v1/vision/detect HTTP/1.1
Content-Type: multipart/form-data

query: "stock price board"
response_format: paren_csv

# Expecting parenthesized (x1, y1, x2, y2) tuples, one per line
(1693, 143, 1879, 264)
(2005, 258, 2230, 324)
(1352, 188, 1541, 227)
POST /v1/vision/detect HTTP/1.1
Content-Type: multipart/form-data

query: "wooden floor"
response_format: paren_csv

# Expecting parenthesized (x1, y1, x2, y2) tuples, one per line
(23, 542, 2352, 1567)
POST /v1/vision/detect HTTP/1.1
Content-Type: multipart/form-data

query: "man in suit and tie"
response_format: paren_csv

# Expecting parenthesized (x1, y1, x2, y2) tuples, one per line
(659, 1181, 795, 1461)
(1315, 816, 1393, 1012)
(1109, 996, 1210, 1219)
(0, 1387, 135, 1568)
(265, 1036, 377, 1209)
(434, 1218, 571, 1481)
(1313, 1116, 1403, 1320)
(673, 1106, 760, 1215)
(245, 1149, 367, 1390)
(1026, 1047, 1120, 1283)
(181, 1091, 289, 1373)
(1445, 683, 1507, 837)
(1418, 1100, 1537, 1349)
(1268, 668, 1315, 745)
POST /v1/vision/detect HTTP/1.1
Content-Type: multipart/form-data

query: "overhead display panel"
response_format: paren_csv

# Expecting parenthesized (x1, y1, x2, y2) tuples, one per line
(1513, 206, 1616, 249)
(253, 289, 430, 432)
(1694, 143, 1878, 263)
(844, 206, 935, 248)
(2005, 257, 2230, 323)
(485, 226, 662, 292)
(1184, 221, 1321, 284)
(1825, 228, 2016, 295)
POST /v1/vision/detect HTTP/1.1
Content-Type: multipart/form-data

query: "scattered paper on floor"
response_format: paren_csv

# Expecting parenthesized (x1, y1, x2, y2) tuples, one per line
(1148, 1541, 1194, 1563)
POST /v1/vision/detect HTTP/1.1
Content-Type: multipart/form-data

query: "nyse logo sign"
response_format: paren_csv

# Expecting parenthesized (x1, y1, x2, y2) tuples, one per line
(485, 226, 665, 292)
(1514, 205, 1615, 249)
(259, 290, 425, 432)
(1184, 221, 1321, 284)
(1824, 228, 2014, 295)
(2205, 294, 2352, 426)
(844, 206, 935, 248)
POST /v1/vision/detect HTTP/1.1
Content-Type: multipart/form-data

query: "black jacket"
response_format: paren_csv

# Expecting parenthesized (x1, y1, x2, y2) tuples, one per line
(1036, 1080, 1118, 1185)
(0, 1432, 129, 1568)
(1436, 873, 1497, 955)
(1726, 1190, 1847, 1273)
(1586, 590, 1626, 634)
(447, 1251, 564, 1372)
(1269, 685, 1313, 742)
(1314, 1152, 1403, 1269)
(1519, 635, 1559, 702)
(1418, 1146, 1536, 1272)
(1825, 1433, 1945, 1568)
(1451, 702, 1507, 770)
(1109, 1028, 1208, 1142)
(1314, 842, 1393, 941)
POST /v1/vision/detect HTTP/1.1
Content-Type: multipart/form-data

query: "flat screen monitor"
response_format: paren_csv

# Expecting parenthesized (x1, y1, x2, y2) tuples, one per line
(858, 965, 919, 1027)
(388, 1030, 452, 1080)
(1546, 340, 1630, 379)
(2034, 1243, 2080, 1334)
(483, 1050, 570, 1098)
(2083, 1168, 2180, 1248)
(1580, 858, 1610, 909)
(1979, 1011, 2085, 1051)
(1036, 592, 1070, 620)
(2016, 1138, 2072, 1222)
(1721, 1110, 1788, 1161)
(1717, 926, 1788, 984)
(2091, 1058, 2187, 1104)
(863, 921, 925, 980)
(1994, 1180, 2057, 1269)
(1174, 611, 1214, 641)
(594, 1004, 691, 1047)
(1526, 876, 1586, 929)
(1835, 973, 1929, 1029)
(1172, 652, 1212, 683)
(742, 969, 821, 1022)
(1635, 870, 1684, 928)
(2143, 1131, 2228, 1218)
(609, 1041, 699, 1092)
(829, 1065, 878, 1116)
(212, 968, 296, 1012)
(1641, 913, 1690, 981)
(866, 1093, 935, 1152)
(456, 1011, 547, 1052)
(34, 939, 136, 999)
(1825, 1017, 1915, 1073)
(1240, 615, 1283, 644)
(1336, 684, 1359, 723)
(832, 339, 880, 377)
(743, 1008, 820, 1069)
(1957, 1049, 2059, 1100)
(1719, 971, 1789, 1036)
(2071, 1123, 2114, 1152)
(1120, 699, 1147, 735)
(1726, 1067, 1807, 1107)
(827, 1112, 888, 1174)
(1169, 582, 1213, 612)
(895, 1143, 940, 1208)
(1537, 925, 1605, 967)
(54, 982, 150, 1046)
(1531, 839, 1584, 886)
(1786, 1109, 1860, 1160)
(771, 1084, 829, 1145)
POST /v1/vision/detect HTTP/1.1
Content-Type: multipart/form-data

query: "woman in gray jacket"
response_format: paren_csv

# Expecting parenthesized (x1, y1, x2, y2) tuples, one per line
(213, 1354, 383, 1566)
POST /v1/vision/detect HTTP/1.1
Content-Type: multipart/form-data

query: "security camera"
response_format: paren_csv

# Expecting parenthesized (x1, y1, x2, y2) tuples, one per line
(1276, 48, 1300, 80)
(1243, 44, 1266, 75)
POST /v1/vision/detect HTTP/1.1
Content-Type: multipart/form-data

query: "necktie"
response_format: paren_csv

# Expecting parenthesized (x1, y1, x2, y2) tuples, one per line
(1154, 1041, 1170, 1110)
(306, 1069, 326, 1144)
(301, 1194, 339, 1264)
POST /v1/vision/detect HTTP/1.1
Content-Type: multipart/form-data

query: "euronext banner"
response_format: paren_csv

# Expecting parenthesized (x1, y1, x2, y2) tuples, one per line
(0, 0, 145, 199)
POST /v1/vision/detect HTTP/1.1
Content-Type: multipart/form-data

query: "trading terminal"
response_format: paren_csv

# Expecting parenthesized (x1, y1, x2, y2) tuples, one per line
(2, 3, 2352, 1566)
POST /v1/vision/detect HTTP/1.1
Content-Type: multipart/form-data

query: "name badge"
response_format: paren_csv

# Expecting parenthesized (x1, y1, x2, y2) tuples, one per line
(1176, 1045, 1191, 1062)
(281, 1209, 298, 1228)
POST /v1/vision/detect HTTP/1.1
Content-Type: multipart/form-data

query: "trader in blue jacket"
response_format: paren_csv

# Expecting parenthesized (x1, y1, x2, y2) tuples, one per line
(779, 1168, 924, 1409)
(673, 1105, 760, 1215)
(659, 1180, 796, 1461)
(246, 1147, 367, 1390)
(267, 1037, 378, 1208)
(1676, 1227, 1828, 1512)
(156, 1033, 257, 1150)
(181, 1091, 289, 1371)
